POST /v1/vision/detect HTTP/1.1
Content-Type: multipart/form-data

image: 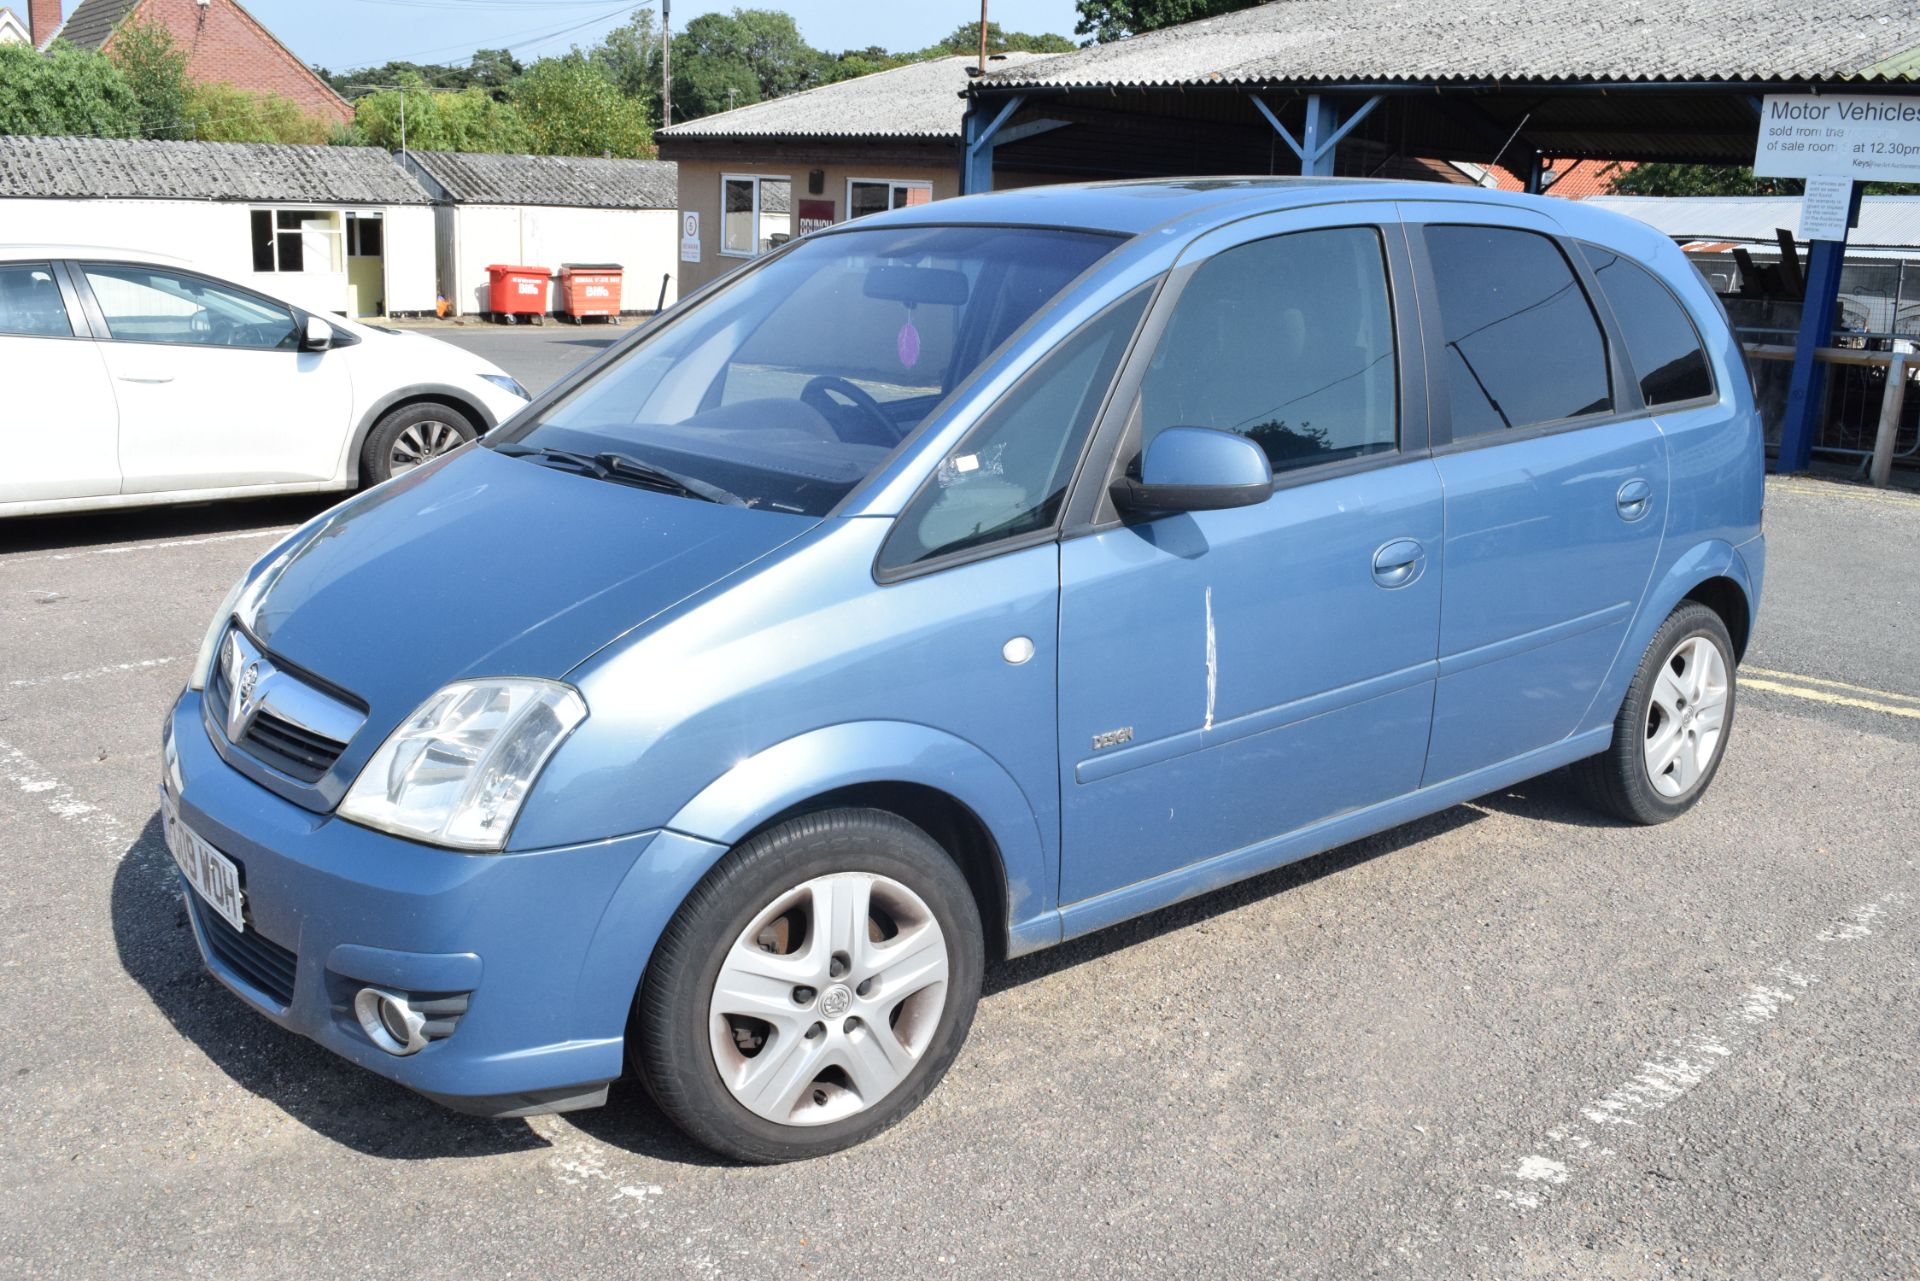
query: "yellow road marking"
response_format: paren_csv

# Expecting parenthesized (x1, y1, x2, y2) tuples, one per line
(1743, 666, 1920, 706)
(1742, 676, 1920, 721)
(1766, 477, 1920, 509)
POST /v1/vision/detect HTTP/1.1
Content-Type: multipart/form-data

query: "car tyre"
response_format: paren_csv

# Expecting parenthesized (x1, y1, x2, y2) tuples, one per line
(1573, 601, 1737, 825)
(634, 808, 984, 1163)
(360, 402, 478, 486)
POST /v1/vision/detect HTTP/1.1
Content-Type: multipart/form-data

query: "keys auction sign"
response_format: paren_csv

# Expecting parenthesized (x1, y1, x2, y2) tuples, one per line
(1754, 94, 1920, 181)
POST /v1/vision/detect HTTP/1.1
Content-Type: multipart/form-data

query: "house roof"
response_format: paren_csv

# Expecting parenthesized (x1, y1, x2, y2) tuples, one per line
(661, 53, 1051, 141)
(1487, 159, 1635, 199)
(0, 136, 430, 204)
(47, 0, 139, 50)
(1589, 195, 1920, 252)
(975, 0, 1920, 89)
(405, 152, 677, 209)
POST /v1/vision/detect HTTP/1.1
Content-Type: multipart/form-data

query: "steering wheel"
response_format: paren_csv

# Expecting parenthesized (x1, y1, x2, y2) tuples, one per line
(800, 375, 900, 445)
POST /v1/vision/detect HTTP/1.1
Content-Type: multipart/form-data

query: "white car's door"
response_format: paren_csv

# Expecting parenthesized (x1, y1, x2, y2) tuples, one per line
(0, 260, 120, 503)
(77, 262, 352, 493)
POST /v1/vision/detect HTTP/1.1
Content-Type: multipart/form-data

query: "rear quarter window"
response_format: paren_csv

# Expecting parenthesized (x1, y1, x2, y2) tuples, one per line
(1580, 243, 1715, 407)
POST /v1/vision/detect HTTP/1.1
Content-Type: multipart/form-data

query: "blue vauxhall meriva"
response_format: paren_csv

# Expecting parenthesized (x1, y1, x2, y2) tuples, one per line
(161, 180, 1764, 1161)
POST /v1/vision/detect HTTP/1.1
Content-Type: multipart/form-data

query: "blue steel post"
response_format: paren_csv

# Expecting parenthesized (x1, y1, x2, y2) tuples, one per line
(1300, 95, 1337, 176)
(961, 95, 1024, 196)
(1776, 181, 1860, 473)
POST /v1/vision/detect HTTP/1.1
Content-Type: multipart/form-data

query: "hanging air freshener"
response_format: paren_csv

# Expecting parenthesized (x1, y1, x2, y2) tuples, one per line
(897, 300, 921, 369)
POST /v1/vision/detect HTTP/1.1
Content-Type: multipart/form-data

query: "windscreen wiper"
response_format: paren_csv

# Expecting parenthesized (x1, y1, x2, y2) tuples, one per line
(496, 444, 745, 506)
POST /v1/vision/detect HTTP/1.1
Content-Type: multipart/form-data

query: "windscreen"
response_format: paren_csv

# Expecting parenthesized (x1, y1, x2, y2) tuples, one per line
(487, 224, 1120, 516)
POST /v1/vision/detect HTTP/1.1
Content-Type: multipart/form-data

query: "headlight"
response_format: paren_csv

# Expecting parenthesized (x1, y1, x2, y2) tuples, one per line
(188, 575, 248, 691)
(480, 373, 531, 400)
(338, 679, 586, 851)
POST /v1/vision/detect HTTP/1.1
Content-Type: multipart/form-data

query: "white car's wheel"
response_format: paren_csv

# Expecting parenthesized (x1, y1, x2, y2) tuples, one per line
(360, 403, 476, 485)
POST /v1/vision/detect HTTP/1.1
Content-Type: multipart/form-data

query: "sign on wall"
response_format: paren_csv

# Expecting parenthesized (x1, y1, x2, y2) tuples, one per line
(1754, 94, 1920, 182)
(797, 199, 834, 237)
(680, 211, 701, 263)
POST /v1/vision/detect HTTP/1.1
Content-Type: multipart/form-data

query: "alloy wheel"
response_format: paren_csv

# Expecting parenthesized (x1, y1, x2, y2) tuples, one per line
(389, 420, 463, 474)
(1643, 634, 1730, 798)
(708, 872, 950, 1127)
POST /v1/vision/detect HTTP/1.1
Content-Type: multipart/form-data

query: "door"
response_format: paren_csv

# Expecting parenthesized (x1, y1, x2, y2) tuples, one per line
(1399, 207, 1669, 784)
(0, 261, 120, 503)
(76, 262, 353, 493)
(1056, 213, 1444, 907)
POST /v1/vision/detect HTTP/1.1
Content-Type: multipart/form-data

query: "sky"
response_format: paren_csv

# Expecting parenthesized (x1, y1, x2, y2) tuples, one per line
(235, 0, 1085, 75)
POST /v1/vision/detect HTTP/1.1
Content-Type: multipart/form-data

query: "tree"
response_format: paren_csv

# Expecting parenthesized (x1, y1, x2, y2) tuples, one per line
(1609, 165, 1803, 197)
(184, 82, 333, 144)
(353, 78, 533, 153)
(589, 7, 661, 116)
(110, 18, 193, 138)
(0, 42, 140, 137)
(930, 21, 1076, 55)
(674, 9, 826, 119)
(510, 55, 653, 157)
(467, 48, 523, 96)
(1074, 0, 1258, 42)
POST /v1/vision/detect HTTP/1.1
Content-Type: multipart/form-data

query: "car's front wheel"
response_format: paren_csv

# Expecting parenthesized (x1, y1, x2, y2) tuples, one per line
(360, 402, 477, 486)
(1574, 601, 1737, 824)
(635, 809, 984, 1163)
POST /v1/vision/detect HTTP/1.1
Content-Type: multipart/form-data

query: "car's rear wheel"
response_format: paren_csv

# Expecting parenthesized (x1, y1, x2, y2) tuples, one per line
(360, 403, 477, 485)
(634, 809, 984, 1163)
(1574, 601, 1736, 824)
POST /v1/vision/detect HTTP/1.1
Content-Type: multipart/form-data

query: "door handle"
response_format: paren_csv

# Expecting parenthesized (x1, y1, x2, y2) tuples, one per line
(118, 376, 174, 384)
(1616, 478, 1652, 522)
(1371, 538, 1426, 589)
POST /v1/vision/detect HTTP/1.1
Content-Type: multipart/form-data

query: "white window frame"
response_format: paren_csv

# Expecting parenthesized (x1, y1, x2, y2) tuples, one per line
(249, 206, 344, 274)
(720, 173, 792, 259)
(845, 177, 933, 223)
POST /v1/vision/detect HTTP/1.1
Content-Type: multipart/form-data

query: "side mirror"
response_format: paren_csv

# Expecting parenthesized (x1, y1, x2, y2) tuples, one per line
(300, 315, 334, 352)
(1110, 426, 1273, 515)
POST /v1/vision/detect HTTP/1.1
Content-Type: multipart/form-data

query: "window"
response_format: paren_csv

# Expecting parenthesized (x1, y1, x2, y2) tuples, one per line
(0, 263, 72, 337)
(249, 209, 344, 274)
(1580, 243, 1714, 406)
(83, 264, 298, 350)
(347, 215, 384, 258)
(882, 285, 1152, 572)
(1131, 226, 1398, 476)
(721, 175, 793, 257)
(492, 224, 1119, 518)
(848, 179, 932, 222)
(1423, 225, 1611, 438)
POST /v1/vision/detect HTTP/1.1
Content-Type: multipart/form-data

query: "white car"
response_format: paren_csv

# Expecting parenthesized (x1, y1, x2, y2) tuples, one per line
(1, 246, 533, 518)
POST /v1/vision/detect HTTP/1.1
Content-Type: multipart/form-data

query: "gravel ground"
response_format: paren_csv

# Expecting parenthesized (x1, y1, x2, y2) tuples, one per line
(1, 337, 1915, 1279)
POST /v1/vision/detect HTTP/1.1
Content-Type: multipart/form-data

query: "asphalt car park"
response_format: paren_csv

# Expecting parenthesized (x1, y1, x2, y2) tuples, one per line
(1, 328, 1916, 1277)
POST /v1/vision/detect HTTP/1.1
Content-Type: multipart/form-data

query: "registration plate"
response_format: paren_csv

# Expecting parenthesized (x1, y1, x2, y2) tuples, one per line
(162, 792, 246, 933)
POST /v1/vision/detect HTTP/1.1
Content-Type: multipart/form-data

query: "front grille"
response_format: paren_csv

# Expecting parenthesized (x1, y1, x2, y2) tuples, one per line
(207, 634, 351, 784)
(189, 889, 298, 1008)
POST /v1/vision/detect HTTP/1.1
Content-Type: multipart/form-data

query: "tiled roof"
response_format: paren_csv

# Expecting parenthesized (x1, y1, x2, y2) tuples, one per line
(405, 152, 677, 209)
(1488, 159, 1636, 199)
(48, 0, 139, 50)
(977, 0, 1920, 88)
(0, 135, 431, 203)
(662, 54, 1051, 141)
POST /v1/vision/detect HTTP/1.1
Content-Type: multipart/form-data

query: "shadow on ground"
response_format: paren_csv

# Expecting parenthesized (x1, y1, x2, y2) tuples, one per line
(0, 494, 336, 556)
(114, 771, 1607, 1165)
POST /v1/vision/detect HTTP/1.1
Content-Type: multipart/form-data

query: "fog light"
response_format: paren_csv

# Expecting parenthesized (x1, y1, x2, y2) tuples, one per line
(355, 986, 428, 1056)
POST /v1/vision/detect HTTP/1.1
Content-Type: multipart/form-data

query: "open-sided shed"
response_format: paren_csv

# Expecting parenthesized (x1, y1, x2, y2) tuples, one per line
(961, 0, 1920, 472)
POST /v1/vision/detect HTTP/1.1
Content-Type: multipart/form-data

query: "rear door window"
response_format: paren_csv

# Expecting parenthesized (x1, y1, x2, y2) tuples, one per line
(1580, 243, 1715, 406)
(1422, 225, 1612, 438)
(0, 263, 73, 337)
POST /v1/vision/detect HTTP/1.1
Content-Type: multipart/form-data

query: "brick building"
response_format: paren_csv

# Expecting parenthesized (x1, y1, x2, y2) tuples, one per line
(35, 0, 351, 128)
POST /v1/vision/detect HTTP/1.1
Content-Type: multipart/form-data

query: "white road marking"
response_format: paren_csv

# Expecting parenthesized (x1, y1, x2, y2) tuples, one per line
(5, 655, 181, 691)
(0, 738, 128, 844)
(538, 1121, 668, 1216)
(0, 527, 290, 567)
(1491, 891, 1907, 1210)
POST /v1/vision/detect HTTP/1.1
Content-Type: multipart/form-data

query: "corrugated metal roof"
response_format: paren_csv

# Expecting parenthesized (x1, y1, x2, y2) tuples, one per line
(0, 135, 431, 204)
(50, 0, 139, 50)
(406, 152, 677, 209)
(978, 0, 1920, 89)
(1590, 195, 1920, 249)
(661, 53, 1050, 141)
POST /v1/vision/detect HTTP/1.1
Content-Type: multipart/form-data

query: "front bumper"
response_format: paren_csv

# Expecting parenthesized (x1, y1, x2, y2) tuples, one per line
(163, 688, 658, 1116)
